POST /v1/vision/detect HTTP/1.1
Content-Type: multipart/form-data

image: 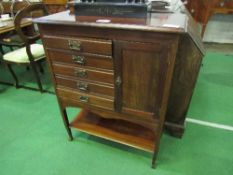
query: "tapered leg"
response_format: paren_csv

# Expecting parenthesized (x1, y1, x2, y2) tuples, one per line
(61, 108, 73, 141)
(152, 134, 160, 169)
(30, 62, 43, 93)
(151, 151, 158, 169)
(6, 64, 19, 88)
(57, 100, 73, 141)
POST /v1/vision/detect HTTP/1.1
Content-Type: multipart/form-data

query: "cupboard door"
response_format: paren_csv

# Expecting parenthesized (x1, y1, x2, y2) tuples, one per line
(114, 41, 172, 119)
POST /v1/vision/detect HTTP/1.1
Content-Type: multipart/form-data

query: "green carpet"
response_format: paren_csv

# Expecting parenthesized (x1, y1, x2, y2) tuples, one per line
(0, 62, 53, 92)
(188, 52, 233, 126)
(0, 52, 233, 175)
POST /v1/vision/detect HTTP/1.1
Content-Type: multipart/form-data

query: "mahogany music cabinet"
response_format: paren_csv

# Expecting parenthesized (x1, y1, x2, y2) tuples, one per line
(34, 9, 204, 168)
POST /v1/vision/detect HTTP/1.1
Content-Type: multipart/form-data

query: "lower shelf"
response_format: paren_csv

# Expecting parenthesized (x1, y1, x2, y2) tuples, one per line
(70, 109, 156, 152)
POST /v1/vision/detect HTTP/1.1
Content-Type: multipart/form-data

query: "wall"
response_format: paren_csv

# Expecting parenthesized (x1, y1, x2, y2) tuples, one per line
(203, 14, 233, 44)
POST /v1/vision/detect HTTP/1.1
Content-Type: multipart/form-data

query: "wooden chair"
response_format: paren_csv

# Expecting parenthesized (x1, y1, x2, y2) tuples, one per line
(0, 0, 31, 54)
(2, 3, 48, 92)
(0, 2, 4, 15)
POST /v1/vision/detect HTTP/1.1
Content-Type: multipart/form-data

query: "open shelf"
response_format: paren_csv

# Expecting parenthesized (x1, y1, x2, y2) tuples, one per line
(70, 109, 156, 152)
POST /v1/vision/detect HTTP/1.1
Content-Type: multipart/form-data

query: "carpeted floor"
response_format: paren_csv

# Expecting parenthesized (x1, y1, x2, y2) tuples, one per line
(188, 52, 233, 126)
(0, 51, 233, 175)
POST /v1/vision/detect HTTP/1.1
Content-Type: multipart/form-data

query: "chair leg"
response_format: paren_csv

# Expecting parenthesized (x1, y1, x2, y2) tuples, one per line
(30, 62, 43, 93)
(0, 47, 3, 64)
(6, 64, 19, 88)
(38, 62, 44, 74)
(9, 46, 14, 51)
(0, 45, 4, 55)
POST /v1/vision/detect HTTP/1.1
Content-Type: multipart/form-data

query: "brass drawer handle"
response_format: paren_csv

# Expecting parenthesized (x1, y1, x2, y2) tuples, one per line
(79, 96, 89, 103)
(77, 82, 89, 92)
(72, 55, 85, 65)
(75, 69, 87, 78)
(68, 40, 81, 51)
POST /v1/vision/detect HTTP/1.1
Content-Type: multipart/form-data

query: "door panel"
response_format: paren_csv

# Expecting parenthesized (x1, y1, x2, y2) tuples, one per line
(114, 41, 170, 118)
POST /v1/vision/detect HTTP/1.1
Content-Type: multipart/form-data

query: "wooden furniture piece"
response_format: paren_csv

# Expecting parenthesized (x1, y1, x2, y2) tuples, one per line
(1, 0, 69, 14)
(34, 9, 204, 167)
(0, 18, 32, 87)
(0, 0, 30, 54)
(0, 17, 32, 54)
(2, 4, 48, 92)
(0, 18, 32, 35)
(1, 1, 31, 15)
(183, 0, 233, 37)
(43, 0, 68, 13)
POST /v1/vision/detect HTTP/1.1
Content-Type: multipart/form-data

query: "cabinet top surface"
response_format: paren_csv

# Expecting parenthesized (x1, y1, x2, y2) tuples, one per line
(34, 11, 188, 33)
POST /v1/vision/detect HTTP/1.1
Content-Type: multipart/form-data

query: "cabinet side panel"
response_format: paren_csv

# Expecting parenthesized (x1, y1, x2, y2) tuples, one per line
(165, 34, 203, 137)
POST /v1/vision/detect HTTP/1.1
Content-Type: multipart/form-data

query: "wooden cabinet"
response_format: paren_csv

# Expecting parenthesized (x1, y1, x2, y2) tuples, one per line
(35, 10, 204, 167)
(1, 1, 69, 14)
(183, 0, 233, 37)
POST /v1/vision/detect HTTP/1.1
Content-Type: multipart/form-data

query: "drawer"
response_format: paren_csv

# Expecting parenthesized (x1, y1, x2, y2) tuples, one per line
(52, 63, 114, 84)
(56, 76, 114, 97)
(47, 49, 113, 70)
(43, 36, 112, 56)
(57, 87, 114, 110)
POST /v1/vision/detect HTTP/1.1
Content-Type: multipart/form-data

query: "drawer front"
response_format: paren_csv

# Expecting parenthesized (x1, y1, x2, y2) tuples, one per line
(43, 36, 112, 56)
(57, 87, 114, 110)
(52, 64, 114, 84)
(56, 76, 114, 97)
(47, 49, 113, 70)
